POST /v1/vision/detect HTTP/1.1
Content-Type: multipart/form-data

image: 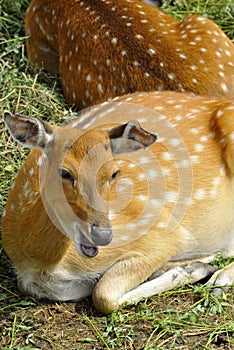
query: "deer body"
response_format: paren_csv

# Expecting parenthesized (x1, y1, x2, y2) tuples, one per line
(25, 0, 234, 109)
(2, 91, 234, 313)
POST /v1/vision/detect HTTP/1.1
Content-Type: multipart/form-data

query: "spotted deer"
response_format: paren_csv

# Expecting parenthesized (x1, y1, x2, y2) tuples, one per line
(25, 0, 234, 109)
(2, 91, 234, 313)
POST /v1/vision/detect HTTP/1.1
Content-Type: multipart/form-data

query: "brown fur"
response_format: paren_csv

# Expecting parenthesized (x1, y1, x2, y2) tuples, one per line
(25, 0, 234, 109)
(2, 91, 234, 313)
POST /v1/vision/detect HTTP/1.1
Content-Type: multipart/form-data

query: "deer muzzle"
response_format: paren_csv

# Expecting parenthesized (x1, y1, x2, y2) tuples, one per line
(91, 224, 113, 246)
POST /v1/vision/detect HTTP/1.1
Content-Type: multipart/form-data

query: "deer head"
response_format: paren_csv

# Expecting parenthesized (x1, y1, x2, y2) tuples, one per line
(3, 110, 157, 257)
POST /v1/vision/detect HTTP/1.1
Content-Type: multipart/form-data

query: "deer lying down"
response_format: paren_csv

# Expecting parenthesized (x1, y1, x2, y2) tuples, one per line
(25, 0, 234, 109)
(2, 91, 234, 314)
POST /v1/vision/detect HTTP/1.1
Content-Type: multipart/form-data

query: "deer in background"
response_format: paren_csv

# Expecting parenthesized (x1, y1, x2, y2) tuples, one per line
(2, 91, 234, 313)
(25, 0, 234, 109)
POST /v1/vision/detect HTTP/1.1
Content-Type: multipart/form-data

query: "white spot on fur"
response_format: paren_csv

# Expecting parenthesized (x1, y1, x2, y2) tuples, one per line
(150, 199, 163, 207)
(165, 191, 178, 202)
(147, 169, 158, 179)
(195, 189, 206, 199)
(221, 83, 229, 93)
(138, 173, 146, 181)
(137, 195, 148, 202)
(109, 210, 117, 220)
(37, 156, 43, 167)
(139, 157, 150, 165)
(194, 144, 205, 152)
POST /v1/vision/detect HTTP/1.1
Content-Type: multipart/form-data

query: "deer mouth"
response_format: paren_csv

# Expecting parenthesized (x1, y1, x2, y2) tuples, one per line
(74, 229, 99, 258)
(80, 243, 98, 258)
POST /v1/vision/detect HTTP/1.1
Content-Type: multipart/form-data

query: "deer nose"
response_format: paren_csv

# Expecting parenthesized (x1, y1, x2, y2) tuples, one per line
(91, 224, 113, 246)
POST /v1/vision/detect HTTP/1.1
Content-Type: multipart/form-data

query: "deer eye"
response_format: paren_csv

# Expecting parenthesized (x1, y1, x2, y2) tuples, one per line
(58, 169, 74, 186)
(109, 169, 120, 183)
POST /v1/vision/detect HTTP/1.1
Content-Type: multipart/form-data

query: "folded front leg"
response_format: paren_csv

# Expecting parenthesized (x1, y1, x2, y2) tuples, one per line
(118, 262, 216, 307)
(91, 227, 208, 313)
(92, 230, 183, 313)
(93, 261, 216, 313)
(92, 253, 160, 314)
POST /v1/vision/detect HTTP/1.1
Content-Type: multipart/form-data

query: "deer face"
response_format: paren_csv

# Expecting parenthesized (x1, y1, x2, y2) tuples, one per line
(3, 111, 157, 257)
(42, 127, 120, 257)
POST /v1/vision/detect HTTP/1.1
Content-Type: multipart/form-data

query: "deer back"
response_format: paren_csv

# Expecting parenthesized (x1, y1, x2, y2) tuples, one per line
(25, 0, 234, 109)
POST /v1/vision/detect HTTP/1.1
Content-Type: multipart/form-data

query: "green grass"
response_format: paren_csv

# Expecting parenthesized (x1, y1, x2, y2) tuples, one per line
(0, 285, 233, 349)
(0, 0, 234, 349)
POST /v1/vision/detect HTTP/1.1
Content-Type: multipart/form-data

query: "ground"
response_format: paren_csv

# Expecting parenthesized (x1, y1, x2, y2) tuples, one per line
(1, 250, 233, 349)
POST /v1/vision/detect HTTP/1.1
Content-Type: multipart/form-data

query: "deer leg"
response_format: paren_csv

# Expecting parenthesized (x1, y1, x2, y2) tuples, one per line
(92, 228, 206, 313)
(207, 262, 234, 296)
(118, 262, 216, 306)
(92, 260, 216, 313)
(26, 16, 59, 75)
(148, 253, 218, 280)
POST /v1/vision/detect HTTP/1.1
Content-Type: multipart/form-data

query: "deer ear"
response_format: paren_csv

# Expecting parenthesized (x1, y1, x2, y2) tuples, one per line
(3, 110, 54, 149)
(109, 120, 157, 155)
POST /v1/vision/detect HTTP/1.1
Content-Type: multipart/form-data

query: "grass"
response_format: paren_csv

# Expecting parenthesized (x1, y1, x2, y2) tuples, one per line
(0, 0, 234, 349)
(0, 285, 233, 349)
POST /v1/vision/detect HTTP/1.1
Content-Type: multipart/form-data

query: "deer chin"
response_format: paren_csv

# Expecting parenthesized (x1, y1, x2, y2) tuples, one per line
(74, 229, 99, 258)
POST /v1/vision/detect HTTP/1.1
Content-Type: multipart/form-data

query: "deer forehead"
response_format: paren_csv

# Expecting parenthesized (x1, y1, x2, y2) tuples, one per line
(74, 129, 111, 151)
(51, 127, 109, 150)
(49, 127, 112, 167)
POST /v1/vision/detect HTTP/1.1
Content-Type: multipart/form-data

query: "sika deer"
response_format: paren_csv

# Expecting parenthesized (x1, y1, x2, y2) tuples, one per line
(2, 91, 234, 313)
(25, 0, 234, 109)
